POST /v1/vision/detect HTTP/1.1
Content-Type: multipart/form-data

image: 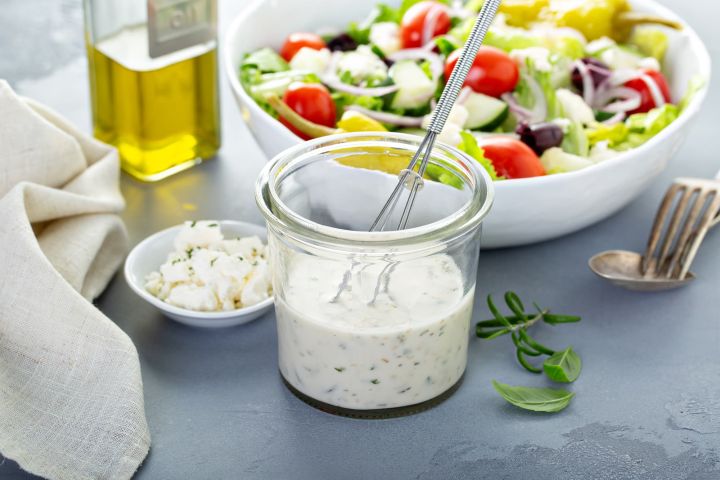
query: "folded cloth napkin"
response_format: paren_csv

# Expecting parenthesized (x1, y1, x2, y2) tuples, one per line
(0, 80, 150, 479)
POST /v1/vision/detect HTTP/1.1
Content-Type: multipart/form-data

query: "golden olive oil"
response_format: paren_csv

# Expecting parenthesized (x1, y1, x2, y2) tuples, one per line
(87, 26, 220, 181)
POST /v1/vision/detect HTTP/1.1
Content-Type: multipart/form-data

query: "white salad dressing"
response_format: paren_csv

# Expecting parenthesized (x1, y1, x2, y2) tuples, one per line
(276, 252, 473, 410)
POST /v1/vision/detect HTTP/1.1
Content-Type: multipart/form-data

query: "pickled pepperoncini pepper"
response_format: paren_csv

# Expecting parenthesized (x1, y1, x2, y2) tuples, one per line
(499, 0, 682, 41)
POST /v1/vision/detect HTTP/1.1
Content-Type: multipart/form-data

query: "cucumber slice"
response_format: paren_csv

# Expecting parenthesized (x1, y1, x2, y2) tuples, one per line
(462, 91, 509, 131)
(388, 60, 437, 110)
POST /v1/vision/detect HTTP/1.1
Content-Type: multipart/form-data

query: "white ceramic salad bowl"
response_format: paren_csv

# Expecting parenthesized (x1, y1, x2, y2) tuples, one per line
(224, 0, 710, 248)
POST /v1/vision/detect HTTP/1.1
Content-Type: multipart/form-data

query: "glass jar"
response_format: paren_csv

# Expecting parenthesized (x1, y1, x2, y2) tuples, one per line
(83, 0, 221, 181)
(256, 133, 494, 418)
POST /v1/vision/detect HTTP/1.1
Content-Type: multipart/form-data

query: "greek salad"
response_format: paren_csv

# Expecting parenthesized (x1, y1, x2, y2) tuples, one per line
(239, 0, 701, 180)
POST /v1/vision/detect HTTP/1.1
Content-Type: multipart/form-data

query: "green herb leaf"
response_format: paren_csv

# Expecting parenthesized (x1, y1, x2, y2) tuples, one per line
(543, 347, 582, 383)
(518, 329, 555, 356)
(492, 380, 574, 413)
(542, 313, 582, 325)
(477, 293, 580, 374)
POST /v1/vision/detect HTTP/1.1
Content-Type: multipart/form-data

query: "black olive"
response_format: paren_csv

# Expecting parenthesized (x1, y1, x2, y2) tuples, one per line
(326, 33, 358, 52)
(516, 121, 564, 156)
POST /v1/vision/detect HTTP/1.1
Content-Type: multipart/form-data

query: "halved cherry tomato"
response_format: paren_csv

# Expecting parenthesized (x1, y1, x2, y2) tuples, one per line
(280, 33, 327, 62)
(624, 69, 671, 115)
(280, 83, 336, 140)
(400, 1, 451, 49)
(444, 46, 519, 98)
(477, 137, 545, 179)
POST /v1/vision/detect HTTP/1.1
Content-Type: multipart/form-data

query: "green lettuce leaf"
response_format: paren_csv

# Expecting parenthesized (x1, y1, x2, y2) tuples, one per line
(587, 104, 679, 151)
(240, 48, 288, 74)
(347, 4, 400, 44)
(678, 75, 706, 112)
(480, 27, 584, 60)
(458, 131, 500, 180)
(561, 120, 590, 156)
(331, 92, 385, 119)
(425, 164, 464, 189)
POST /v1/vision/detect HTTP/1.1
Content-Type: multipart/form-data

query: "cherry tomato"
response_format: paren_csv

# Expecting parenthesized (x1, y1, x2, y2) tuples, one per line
(444, 46, 519, 98)
(280, 83, 336, 140)
(477, 137, 545, 179)
(280, 32, 327, 62)
(400, 1, 451, 49)
(624, 69, 671, 115)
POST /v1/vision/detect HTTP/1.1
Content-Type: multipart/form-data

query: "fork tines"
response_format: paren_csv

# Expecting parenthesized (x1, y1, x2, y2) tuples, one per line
(642, 177, 720, 279)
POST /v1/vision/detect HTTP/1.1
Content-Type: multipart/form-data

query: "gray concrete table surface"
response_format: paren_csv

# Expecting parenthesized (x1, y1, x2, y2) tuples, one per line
(1, 0, 719, 478)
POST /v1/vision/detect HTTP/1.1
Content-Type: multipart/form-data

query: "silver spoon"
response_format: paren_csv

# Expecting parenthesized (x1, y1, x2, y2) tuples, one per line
(590, 169, 720, 291)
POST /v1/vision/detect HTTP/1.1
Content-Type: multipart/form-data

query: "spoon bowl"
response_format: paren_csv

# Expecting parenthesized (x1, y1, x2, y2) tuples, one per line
(588, 250, 696, 292)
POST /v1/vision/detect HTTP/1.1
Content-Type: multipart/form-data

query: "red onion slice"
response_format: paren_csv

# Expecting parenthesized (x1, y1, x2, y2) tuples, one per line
(639, 74, 667, 108)
(421, 4, 447, 47)
(322, 76, 399, 97)
(573, 60, 595, 106)
(345, 105, 423, 127)
(501, 93, 534, 122)
(523, 73, 547, 123)
(609, 69, 643, 87)
(387, 49, 444, 79)
(601, 112, 626, 125)
(602, 97, 641, 113)
(594, 86, 639, 107)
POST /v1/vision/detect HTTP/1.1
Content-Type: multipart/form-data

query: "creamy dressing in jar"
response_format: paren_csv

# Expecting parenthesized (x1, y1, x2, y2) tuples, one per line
(275, 253, 473, 410)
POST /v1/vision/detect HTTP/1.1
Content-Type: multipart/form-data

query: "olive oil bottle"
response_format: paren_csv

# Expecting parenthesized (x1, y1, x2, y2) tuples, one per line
(84, 0, 220, 181)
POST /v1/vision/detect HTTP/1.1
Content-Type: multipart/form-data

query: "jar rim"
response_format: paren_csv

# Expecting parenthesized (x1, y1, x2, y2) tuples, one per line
(255, 132, 494, 248)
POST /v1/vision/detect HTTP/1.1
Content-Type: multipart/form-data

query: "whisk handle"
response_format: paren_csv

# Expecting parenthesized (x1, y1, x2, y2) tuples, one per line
(426, 0, 501, 134)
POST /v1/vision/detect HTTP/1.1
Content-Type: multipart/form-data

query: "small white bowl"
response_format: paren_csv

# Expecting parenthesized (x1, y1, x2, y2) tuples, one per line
(124, 220, 274, 328)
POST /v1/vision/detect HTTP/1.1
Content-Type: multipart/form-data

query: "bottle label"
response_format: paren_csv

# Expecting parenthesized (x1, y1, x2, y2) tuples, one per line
(147, 0, 216, 58)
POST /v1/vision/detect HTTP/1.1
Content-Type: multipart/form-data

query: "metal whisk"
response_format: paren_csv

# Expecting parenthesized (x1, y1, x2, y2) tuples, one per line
(369, 0, 501, 232)
(330, 0, 501, 304)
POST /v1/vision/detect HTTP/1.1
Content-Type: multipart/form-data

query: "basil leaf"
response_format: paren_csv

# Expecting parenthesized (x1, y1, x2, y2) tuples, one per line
(543, 347, 582, 383)
(492, 380, 574, 413)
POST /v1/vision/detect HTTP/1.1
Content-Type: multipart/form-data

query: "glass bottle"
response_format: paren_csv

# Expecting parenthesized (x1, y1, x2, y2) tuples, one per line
(83, 0, 221, 181)
(256, 133, 494, 418)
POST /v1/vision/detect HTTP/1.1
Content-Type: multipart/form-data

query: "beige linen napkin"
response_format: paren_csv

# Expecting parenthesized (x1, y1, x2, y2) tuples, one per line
(0, 80, 150, 479)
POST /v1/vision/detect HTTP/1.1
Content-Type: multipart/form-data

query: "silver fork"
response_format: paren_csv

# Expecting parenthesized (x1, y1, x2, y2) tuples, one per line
(642, 170, 720, 279)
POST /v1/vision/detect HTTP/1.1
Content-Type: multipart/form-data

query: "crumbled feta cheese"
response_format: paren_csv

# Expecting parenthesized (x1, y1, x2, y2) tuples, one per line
(145, 221, 272, 312)
(422, 104, 469, 147)
(337, 45, 388, 82)
(166, 284, 218, 311)
(173, 220, 223, 252)
(289, 47, 331, 75)
(510, 47, 553, 72)
(556, 89, 595, 125)
(370, 22, 401, 55)
(637, 56, 661, 72)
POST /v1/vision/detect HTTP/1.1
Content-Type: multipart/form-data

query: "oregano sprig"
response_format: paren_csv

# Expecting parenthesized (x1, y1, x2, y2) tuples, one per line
(478, 292, 582, 413)
(477, 292, 580, 374)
